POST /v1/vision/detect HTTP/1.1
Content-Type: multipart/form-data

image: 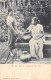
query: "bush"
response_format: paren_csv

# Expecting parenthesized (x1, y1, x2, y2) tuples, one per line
(0, 27, 8, 42)
(14, 11, 25, 29)
(0, 10, 8, 42)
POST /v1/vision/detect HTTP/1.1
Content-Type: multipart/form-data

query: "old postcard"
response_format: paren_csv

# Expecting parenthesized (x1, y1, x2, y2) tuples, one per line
(0, 0, 51, 80)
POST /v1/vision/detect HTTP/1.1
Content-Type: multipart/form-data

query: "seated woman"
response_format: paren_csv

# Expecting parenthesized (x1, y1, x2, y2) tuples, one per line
(27, 17, 44, 59)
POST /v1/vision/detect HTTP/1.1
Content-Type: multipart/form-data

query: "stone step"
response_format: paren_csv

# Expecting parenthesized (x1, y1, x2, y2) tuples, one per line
(15, 42, 51, 58)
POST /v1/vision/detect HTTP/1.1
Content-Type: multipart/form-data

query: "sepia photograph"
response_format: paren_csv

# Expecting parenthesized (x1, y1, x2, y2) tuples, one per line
(0, 0, 51, 64)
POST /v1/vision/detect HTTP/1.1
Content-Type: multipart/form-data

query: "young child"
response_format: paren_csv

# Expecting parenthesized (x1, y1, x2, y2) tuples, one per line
(6, 9, 18, 63)
(28, 17, 44, 59)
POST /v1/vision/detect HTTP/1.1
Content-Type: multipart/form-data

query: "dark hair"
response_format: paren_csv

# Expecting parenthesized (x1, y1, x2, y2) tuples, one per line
(32, 17, 40, 23)
(8, 9, 12, 14)
(32, 17, 38, 21)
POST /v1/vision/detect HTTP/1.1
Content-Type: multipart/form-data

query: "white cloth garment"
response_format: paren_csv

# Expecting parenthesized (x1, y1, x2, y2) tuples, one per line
(28, 24, 44, 58)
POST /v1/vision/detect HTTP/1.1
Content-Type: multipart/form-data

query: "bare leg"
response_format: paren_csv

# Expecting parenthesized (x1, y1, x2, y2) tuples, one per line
(9, 48, 14, 56)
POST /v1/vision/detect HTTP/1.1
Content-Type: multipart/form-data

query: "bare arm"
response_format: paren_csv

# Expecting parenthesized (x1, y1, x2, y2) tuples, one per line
(9, 23, 18, 34)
